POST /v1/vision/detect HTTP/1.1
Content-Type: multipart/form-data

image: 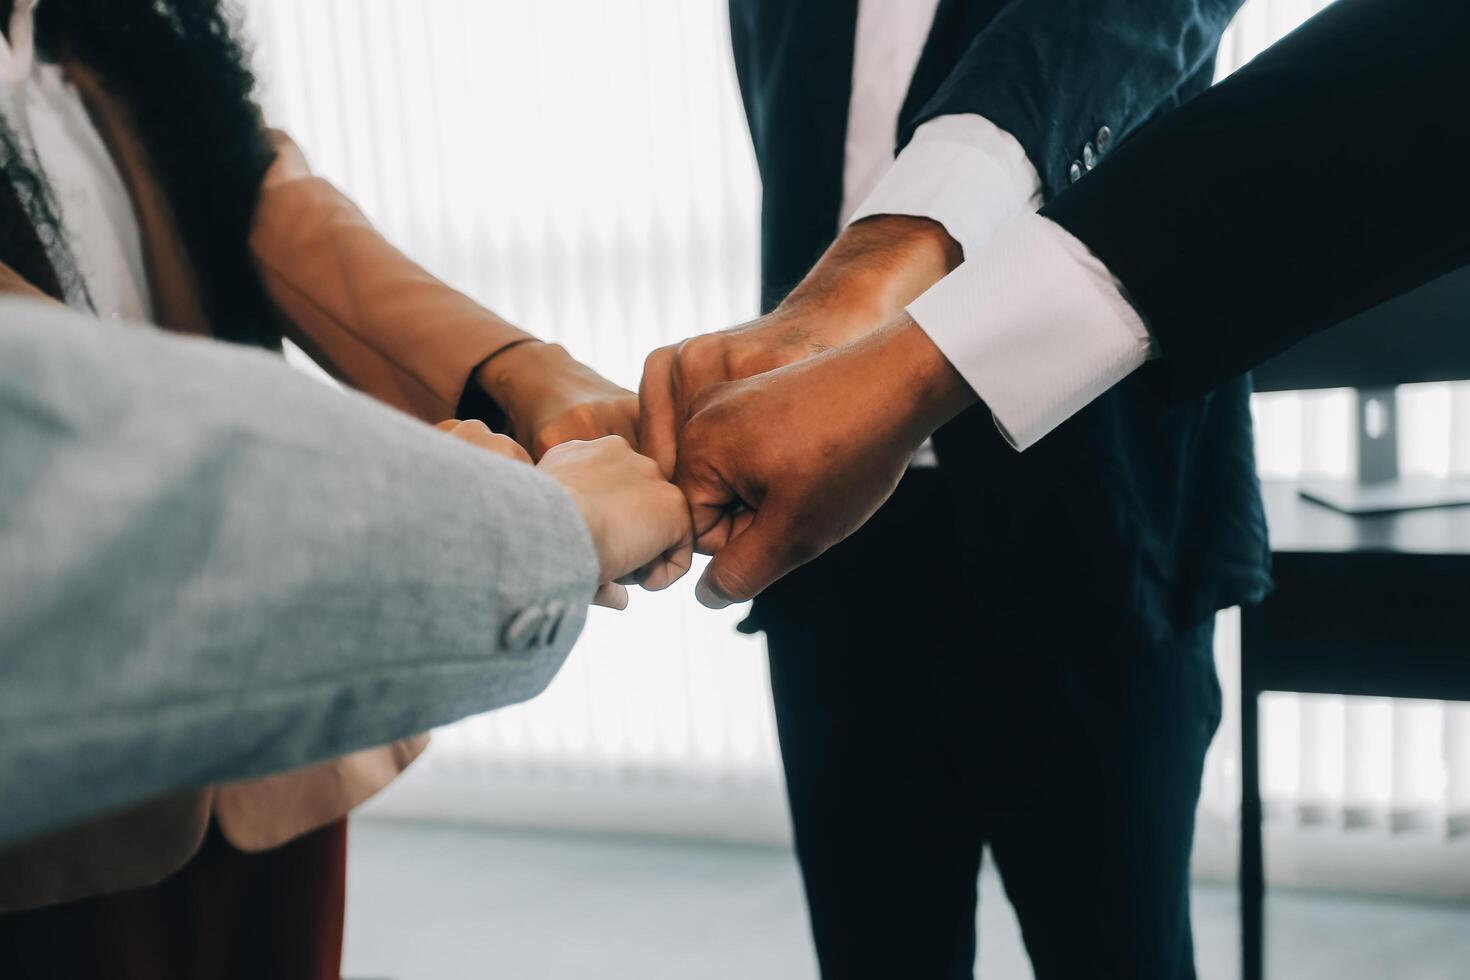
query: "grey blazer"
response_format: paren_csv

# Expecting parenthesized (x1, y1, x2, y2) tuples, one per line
(0, 298, 599, 846)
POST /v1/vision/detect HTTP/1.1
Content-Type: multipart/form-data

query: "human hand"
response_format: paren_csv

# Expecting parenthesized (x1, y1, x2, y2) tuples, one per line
(435, 418, 532, 462)
(476, 341, 639, 460)
(537, 436, 694, 595)
(638, 215, 959, 475)
(672, 316, 974, 608)
(437, 419, 631, 609)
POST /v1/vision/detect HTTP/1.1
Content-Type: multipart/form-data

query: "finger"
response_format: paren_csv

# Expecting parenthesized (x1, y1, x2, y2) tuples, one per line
(637, 347, 680, 478)
(634, 518, 695, 592)
(592, 582, 629, 610)
(671, 409, 763, 560)
(619, 474, 696, 592)
(693, 505, 754, 556)
(669, 337, 725, 425)
(694, 502, 808, 610)
(673, 450, 753, 565)
(447, 418, 495, 444)
(683, 479, 744, 558)
(445, 419, 533, 463)
(435, 419, 461, 432)
(478, 432, 534, 464)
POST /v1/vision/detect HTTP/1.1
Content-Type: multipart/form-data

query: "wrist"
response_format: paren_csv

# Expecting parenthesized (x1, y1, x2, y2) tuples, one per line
(476, 339, 561, 399)
(474, 341, 577, 440)
(566, 487, 607, 577)
(543, 469, 612, 581)
(779, 215, 962, 345)
(866, 313, 977, 445)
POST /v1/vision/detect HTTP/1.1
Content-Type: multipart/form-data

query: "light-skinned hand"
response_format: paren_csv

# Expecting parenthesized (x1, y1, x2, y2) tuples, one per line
(435, 420, 648, 609)
(536, 436, 694, 595)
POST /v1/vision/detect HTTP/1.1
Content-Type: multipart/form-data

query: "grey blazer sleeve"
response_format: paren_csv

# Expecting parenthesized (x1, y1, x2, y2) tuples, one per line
(0, 298, 599, 845)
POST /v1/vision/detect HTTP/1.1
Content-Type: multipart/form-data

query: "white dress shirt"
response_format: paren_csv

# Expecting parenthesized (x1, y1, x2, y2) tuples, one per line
(842, 0, 1151, 456)
(0, 0, 153, 323)
(909, 214, 1151, 449)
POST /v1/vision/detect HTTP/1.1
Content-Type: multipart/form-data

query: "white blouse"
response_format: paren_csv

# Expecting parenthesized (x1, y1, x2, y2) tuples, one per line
(0, 0, 152, 322)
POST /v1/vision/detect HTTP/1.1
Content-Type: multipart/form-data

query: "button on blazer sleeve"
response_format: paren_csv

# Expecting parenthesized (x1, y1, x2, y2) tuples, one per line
(901, 0, 1244, 201)
(0, 298, 598, 846)
(1040, 0, 1470, 400)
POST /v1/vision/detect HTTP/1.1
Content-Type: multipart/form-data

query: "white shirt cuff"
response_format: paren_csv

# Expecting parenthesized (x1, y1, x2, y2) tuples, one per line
(847, 114, 1042, 259)
(906, 213, 1154, 451)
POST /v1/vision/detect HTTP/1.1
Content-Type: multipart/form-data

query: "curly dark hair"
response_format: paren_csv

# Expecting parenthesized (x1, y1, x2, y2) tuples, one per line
(0, 0, 279, 346)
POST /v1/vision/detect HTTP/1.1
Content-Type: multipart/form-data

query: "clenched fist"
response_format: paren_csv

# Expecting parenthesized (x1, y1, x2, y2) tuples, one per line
(672, 317, 974, 608)
(638, 215, 961, 477)
(537, 436, 694, 594)
(436, 420, 688, 609)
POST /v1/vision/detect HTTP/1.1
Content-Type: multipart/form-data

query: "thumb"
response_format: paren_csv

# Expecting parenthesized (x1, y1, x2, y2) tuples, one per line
(694, 501, 805, 610)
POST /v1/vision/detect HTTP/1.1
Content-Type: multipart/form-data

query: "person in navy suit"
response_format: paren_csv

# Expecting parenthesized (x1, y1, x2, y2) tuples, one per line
(640, 1, 1270, 976)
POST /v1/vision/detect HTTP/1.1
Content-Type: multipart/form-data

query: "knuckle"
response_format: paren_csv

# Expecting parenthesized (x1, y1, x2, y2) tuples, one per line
(676, 413, 708, 452)
(678, 334, 723, 376)
(599, 433, 632, 453)
(644, 349, 676, 387)
(562, 406, 594, 433)
(655, 479, 686, 510)
(688, 382, 726, 418)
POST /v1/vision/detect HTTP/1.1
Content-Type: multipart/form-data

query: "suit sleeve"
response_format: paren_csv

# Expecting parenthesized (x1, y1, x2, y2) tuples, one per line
(901, 0, 1244, 201)
(1041, 0, 1470, 399)
(0, 298, 598, 846)
(248, 131, 534, 423)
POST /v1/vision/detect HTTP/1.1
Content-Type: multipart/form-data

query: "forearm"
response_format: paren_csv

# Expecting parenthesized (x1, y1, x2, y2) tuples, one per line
(796, 214, 961, 315)
(251, 131, 537, 422)
(901, 0, 1470, 449)
(251, 173, 537, 420)
(901, 0, 1243, 199)
(1041, 0, 1470, 399)
(0, 299, 598, 844)
(252, 132, 638, 457)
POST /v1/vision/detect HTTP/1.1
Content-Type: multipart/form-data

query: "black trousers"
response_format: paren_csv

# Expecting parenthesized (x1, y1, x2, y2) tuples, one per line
(752, 471, 1221, 979)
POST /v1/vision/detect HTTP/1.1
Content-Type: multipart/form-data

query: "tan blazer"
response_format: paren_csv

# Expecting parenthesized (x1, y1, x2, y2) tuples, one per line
(0, 62, 536, 912)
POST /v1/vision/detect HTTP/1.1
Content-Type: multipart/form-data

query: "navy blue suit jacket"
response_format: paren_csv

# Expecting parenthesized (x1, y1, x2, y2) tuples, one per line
(730, 0, 1271, 632)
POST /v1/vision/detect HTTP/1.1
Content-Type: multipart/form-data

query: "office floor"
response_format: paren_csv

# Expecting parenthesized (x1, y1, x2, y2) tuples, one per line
(343, 819, 1470, 980)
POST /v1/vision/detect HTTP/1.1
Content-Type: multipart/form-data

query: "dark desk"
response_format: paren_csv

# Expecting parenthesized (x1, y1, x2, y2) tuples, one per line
(1240, 481, 1470, 980)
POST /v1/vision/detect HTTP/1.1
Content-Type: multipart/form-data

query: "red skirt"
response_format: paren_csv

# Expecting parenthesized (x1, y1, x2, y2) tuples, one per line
(0, 818, 347, 980)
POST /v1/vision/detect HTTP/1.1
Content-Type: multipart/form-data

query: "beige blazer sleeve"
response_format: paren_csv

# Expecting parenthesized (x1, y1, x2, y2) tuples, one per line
(248, 130, 533, 423)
